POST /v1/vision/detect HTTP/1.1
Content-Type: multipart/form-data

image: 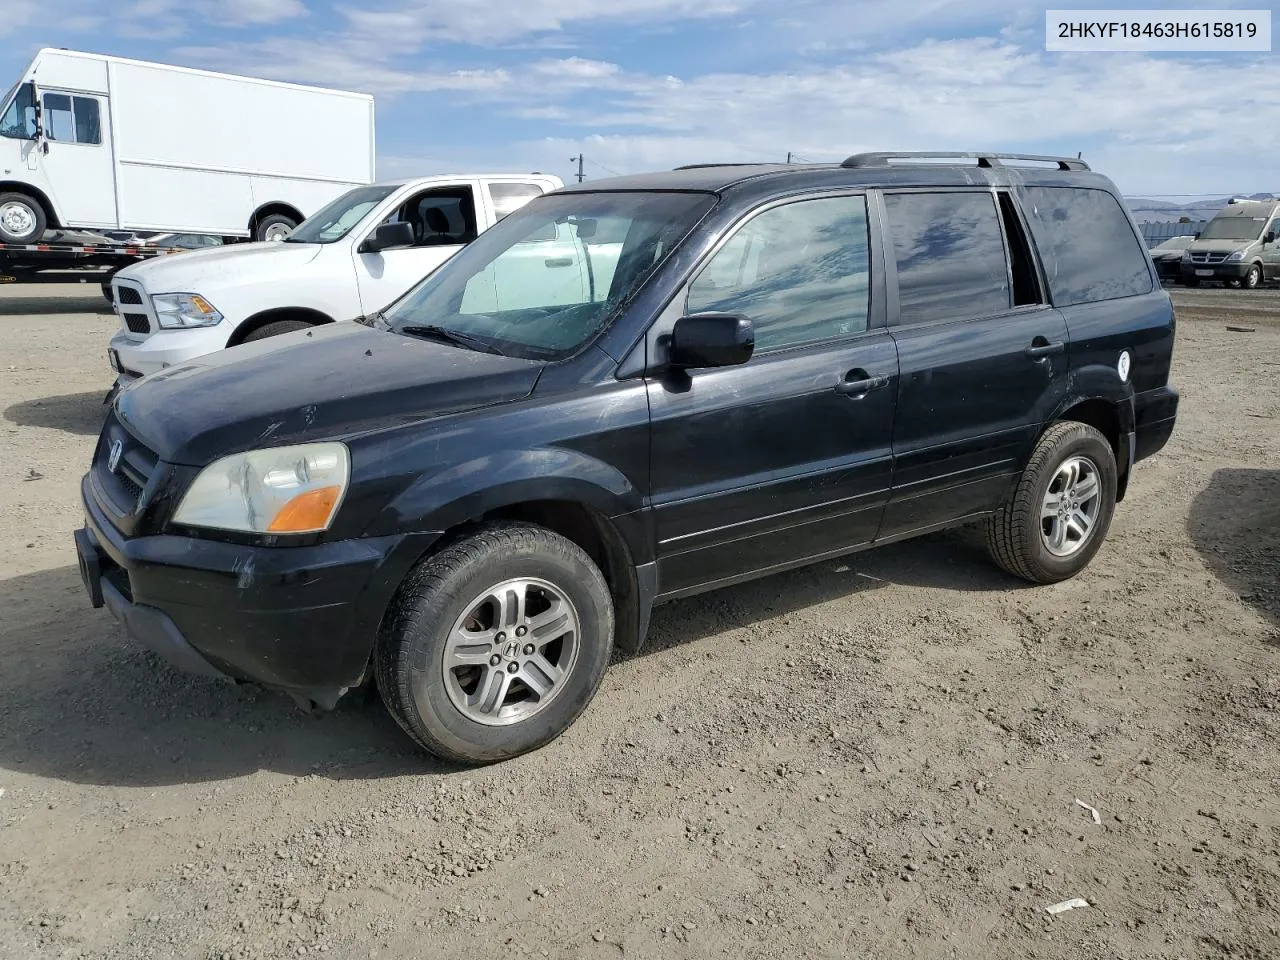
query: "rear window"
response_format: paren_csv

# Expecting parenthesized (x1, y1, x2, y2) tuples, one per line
(1023, 187, 1152, 305)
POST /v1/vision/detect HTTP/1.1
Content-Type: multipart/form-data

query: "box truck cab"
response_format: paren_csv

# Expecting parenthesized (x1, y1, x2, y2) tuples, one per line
(0, 49, 374, 245)
(107, 174, 569, 383)
(1179, 199, 1280, 289)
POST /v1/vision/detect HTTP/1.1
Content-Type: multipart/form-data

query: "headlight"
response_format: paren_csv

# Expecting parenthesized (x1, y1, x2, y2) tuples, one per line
(1181, 250, 1194, 262)
(173, 442, 350, 534)
(1226, 251, 1244, 262)
(152, 293, 223, 329)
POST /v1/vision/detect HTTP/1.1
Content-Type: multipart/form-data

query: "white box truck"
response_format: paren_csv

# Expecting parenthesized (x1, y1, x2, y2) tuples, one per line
(0, 49, 374, 245)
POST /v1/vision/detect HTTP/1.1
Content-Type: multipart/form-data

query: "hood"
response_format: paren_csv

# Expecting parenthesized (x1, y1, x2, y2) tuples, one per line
(1184, 237, 1257, 255)
(115, 322, 544, 465)
(117, 241, 324, 291)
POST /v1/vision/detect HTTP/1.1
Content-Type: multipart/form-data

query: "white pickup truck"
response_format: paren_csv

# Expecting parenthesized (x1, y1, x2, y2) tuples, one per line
(106, 174, 563, 382)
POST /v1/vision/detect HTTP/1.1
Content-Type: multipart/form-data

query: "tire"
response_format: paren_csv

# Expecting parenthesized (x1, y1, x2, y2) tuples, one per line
(1183, 276, 1200, 288)
(241, 319, 312, 342)
(1243, 264, 1262, 290)
(0, 192, 47, 244)
(254, 213, 297, 242)
(1224, 278, 1240, 289)
(376, 522, 614, 764)
(986, 421, 1117, 585)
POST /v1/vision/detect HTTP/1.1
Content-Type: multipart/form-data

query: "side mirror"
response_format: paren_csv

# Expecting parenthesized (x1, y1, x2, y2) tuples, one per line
(1193, 233, 1200, 240)
(669, 313, 754, 370)
(359, 221, 414, 254)
(1265, 230, 1276, 245)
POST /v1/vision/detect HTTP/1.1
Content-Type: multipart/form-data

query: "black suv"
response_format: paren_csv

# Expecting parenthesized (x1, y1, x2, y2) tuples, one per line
(75, 152, 1178, 764)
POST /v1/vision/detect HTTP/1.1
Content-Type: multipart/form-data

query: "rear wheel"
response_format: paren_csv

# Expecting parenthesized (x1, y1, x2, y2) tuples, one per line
(1243, 264, 1262, 289)
(241, 319, 312, 342)
(254, 213, 297, 242)
(376, 522, 614, 764)
(986, 421, 1117, 584)
(0, 192, 46, 244)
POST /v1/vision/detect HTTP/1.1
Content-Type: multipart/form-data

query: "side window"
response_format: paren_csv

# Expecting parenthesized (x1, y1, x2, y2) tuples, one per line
(1023, 186, 1153, 305)
(488, 182, 545, 221)
(0, 83, 37, 141)
(884, 192, 1011, 325)
(687, 196, 871, 352)
(39, 92, 101, 145)
(382, 187, 478, 247)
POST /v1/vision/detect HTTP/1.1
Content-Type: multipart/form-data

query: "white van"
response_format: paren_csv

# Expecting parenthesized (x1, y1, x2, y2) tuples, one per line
(107, 174, 564, 383)
(0, 49, 374, 244)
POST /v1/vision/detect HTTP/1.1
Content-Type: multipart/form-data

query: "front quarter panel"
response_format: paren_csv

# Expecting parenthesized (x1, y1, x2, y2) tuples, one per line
(353, 363, 653, 564)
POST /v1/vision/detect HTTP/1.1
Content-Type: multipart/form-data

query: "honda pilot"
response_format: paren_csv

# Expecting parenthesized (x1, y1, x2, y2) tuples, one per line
(75, 152, 1179, 764)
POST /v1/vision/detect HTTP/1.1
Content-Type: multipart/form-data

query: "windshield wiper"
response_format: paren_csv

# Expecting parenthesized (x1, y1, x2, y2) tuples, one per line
(398, 324, 506, 356)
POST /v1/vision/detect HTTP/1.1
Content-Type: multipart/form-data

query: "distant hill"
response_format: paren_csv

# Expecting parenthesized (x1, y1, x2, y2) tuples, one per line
(1125, 192, 1278, 222)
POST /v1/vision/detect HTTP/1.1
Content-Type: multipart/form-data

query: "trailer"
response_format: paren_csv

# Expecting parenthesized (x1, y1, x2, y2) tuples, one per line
(0, 234, 198, 298)
(0, 49, 375, 245)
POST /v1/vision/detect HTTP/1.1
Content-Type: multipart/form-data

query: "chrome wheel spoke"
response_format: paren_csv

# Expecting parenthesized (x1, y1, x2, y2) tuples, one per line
(1040, 455, 1103, 558)
(471, 667, 513, 716)
(519, 655, 562, 699)
(1048, 517, 1069, 552)
(528, 599, 571, 641)
(494, 583, 528, 631)
(1069, 508, 1093, 538)
(445, 628, 497, 667)
(1041, 492, 1061, 519)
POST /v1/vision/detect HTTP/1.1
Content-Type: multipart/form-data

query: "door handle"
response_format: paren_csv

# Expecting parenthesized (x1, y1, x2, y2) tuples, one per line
(1025, 338, 1065, 359)
(544, 257, 574, 267)
(834, 371, 890, 397)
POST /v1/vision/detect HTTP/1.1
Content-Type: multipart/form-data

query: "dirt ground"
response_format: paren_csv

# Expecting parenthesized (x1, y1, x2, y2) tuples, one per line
(1, 279, 1278, 960)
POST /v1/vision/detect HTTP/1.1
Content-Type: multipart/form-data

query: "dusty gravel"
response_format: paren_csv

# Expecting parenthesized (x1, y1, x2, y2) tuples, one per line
(1, 280, 1278, 960)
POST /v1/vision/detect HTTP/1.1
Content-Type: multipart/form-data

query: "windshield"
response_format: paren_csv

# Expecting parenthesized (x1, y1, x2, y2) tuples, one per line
(0, 82, 36, 141)
(1199, 215, 1268, 241)
(380, 191, 717, 361)
(286, 184, 397, 243)
(1151, 235, 1195, 252)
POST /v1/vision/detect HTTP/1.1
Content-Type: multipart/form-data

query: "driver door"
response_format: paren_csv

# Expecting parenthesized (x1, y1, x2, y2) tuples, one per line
(354, 182, 478, 315)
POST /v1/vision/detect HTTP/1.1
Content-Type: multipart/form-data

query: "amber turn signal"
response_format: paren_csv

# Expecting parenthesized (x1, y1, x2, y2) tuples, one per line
(267, 485, 343, 533)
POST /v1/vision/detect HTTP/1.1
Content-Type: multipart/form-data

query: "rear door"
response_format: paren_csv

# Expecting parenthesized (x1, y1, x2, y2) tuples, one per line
(353, 182, 479, 314)
(878, 188, 1070, 539)
(646, 193, 899, 597)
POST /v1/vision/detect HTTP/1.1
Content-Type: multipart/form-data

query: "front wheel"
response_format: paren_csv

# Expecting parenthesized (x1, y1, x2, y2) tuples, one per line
(0, 192, 47, 244)
(376, 523, 614, 764)
(1243, 264, 1262, 289)
(986, 421, 1117, 584)
(241, 319, 312, 342)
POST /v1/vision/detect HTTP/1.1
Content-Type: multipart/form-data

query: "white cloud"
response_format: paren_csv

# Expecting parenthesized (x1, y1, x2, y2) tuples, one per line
(200, 0, 308, 26)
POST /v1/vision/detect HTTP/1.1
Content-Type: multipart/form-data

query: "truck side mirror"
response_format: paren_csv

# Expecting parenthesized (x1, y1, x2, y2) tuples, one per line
(1266, 230, 1276, 245)
(359, 221, 415, 254)
(669, 313, 754, 370)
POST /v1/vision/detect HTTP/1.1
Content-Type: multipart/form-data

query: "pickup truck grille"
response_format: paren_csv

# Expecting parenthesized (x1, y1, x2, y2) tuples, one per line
(112, 278, 155, 339)
(92, 410, 160, 527)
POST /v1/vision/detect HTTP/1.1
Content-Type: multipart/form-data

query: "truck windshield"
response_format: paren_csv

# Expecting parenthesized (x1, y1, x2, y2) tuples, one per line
(286, 184, 397, 243)
(1199, 216, 1268, 241)
(380, 191, 717, 361)
(0, 82, 36, 141)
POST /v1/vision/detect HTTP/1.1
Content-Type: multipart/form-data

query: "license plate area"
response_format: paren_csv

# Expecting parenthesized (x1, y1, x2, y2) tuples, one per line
(1195, 269, 1214, 277)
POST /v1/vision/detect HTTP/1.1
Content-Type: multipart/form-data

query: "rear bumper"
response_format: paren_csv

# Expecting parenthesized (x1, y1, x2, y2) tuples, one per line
(1133, 384, 1178, 463)
(77, 474, 440, 704)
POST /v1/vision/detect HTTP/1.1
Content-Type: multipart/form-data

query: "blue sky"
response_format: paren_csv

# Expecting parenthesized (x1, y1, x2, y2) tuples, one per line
(2, 0, 1275, 196)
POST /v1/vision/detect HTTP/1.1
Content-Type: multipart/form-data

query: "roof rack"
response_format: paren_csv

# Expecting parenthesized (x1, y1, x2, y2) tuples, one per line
(841, 152, 1090, 172)
(672, 162, 773, 170)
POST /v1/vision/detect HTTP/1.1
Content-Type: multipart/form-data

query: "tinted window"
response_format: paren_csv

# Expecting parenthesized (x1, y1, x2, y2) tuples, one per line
(687, 196, 871, 351)
(0, 83, 36, 140)
(1023, 187, 1153, 305)
(73, 97, 101, 144)
(885, 192, 1011, 324)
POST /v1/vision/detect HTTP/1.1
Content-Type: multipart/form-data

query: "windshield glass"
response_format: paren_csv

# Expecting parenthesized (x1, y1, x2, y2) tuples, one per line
(1151, 235, 1195, 252)
(1199, 215, 1268, 241)
(286, 184, 397, 243)
(0, 82, 36, 141)
(380, 191, 717, 360)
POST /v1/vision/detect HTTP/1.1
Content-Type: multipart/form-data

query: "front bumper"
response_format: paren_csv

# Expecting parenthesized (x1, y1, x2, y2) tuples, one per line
(77, 474, 439, 705)
(108, 324, 229, 380)
(1180, 262, 1251, 282)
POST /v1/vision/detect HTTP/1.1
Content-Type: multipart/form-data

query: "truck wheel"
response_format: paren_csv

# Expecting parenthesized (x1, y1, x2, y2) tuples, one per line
(0, 193, 46, 244)
(1183, 276, 1200, 288)
(1243, 264, 1262, 289)
(241, 319, 312, 342)
(376, 522, 614, 765)
(254, 213, 296, 242)
(985, 421, 1117, 585)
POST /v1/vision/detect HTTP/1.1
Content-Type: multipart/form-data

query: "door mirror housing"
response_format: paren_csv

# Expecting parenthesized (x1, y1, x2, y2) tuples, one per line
(359, 221, 415, 254)
(1265, 230, 1276, 245)
(669, 313, 754, 370)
